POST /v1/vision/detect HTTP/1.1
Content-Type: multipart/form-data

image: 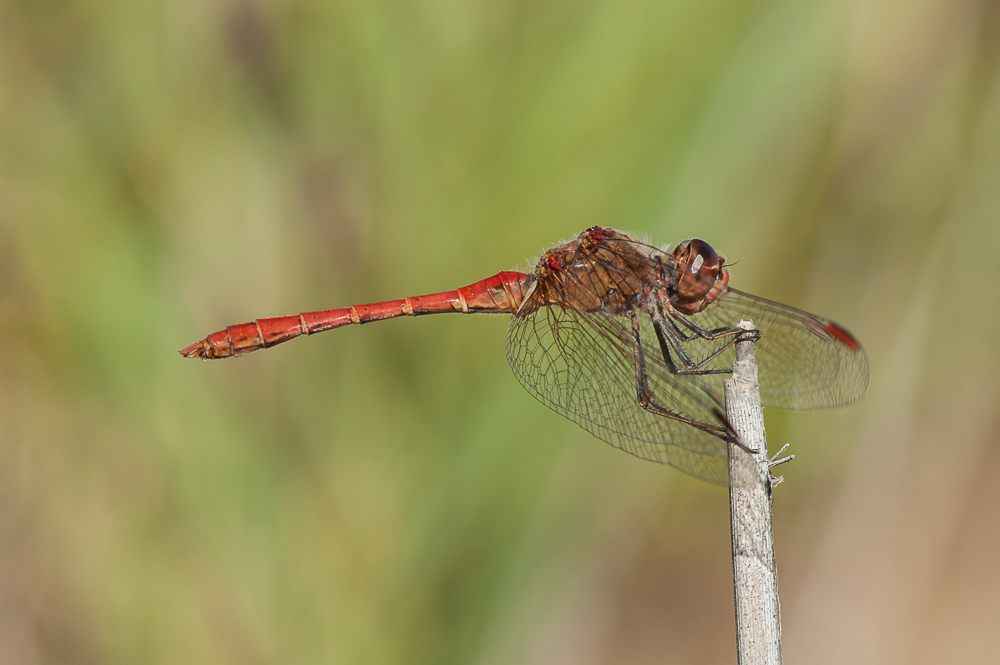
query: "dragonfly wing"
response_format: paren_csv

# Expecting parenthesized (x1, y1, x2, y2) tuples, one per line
(505, 303, 730, 483)
(673, 288, 871, 410)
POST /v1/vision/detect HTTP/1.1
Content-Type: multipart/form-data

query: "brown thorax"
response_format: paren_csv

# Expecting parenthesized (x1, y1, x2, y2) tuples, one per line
(530, 227, 729, 316)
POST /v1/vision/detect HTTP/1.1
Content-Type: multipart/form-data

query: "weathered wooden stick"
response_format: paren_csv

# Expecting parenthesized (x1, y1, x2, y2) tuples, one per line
(726, 319, 783, 665)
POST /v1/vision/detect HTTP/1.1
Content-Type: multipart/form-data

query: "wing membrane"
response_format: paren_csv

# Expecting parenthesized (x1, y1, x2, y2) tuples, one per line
(668, 288, 871, 409)
(505, 303, 730, 483)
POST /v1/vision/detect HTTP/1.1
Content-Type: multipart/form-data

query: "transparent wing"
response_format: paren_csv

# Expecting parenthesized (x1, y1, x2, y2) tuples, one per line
(505, 303, 730, 484)
(667, 288, 871, 409)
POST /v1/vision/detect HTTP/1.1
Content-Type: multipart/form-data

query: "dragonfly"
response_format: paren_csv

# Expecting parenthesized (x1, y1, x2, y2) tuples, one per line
(181, 227, 870, 483)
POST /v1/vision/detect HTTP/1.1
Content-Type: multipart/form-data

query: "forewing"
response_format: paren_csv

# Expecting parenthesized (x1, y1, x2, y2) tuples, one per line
(672, 288, 871, 409)
(505, 303, 730, 483)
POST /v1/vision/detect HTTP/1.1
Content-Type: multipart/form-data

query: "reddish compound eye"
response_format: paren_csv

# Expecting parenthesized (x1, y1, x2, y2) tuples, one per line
(674, 239, 721, 303)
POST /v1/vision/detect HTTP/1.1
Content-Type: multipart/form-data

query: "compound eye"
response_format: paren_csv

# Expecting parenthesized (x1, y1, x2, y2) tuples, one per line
(675, 239, 721, 303)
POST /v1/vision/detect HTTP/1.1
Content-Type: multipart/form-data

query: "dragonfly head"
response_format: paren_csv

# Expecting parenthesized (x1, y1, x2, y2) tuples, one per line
(670, 239, 729, 313)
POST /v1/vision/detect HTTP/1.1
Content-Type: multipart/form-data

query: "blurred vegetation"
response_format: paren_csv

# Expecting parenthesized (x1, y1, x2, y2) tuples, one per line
(1, 0, 999, 663)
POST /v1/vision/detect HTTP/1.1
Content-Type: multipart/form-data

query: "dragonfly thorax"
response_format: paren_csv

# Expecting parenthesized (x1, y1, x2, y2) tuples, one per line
(533, 227, 657, 313)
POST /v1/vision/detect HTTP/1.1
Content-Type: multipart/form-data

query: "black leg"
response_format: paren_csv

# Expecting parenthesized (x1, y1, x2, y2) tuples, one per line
(670, 310, 757, 342)
(628, 312, 730, 440)
(653, 317, 734, 375)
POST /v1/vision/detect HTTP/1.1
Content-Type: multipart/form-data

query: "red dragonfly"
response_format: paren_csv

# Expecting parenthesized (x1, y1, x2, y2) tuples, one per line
(181, 227, 870, 483)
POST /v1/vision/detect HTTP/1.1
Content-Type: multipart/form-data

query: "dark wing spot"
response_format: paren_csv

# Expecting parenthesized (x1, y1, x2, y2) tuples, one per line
(825, 322, 861, 351)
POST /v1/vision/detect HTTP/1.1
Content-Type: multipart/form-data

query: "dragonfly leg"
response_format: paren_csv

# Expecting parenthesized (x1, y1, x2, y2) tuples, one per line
(650, 309, 733, 375)
(669, 309, 760, 343)
(651, 287, 753, 344)
(654, 320, 732, 375)
(627, 312, 732, 442)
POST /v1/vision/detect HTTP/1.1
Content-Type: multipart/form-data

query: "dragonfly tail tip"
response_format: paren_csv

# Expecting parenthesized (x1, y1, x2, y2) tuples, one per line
(179, 341, 208, 359)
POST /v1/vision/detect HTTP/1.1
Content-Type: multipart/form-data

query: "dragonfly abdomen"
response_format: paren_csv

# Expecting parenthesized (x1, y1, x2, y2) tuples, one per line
(179, 271, 532, 359)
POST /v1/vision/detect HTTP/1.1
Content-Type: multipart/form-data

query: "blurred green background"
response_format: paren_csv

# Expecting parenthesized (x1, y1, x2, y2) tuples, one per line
(2, 0, 1000, 663)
